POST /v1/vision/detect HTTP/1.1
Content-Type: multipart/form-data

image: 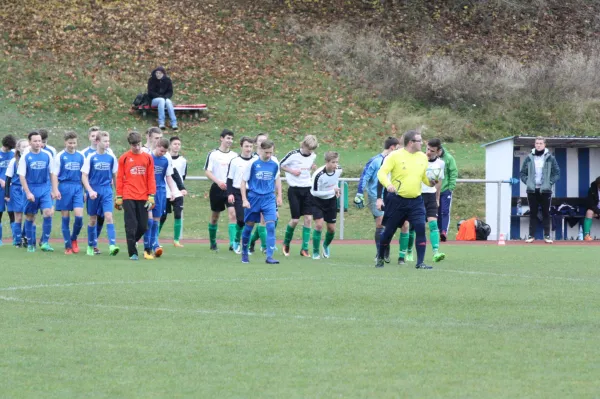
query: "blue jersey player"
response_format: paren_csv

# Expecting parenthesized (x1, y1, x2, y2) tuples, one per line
(81, 131, 119, 257)
(17, 131, 54, 253)
(240, 139, 283, 264)
(0, 134, 16, 246)
(4, 139, 29, 247)
(51, 131, 85, 255)
(143, 138, 178, 259)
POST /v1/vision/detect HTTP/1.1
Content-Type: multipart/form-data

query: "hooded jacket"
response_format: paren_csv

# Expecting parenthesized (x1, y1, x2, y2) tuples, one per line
(147, 67, 173, 100)
(586, 180, 600, 214)
(439, 147, 457, 192)
(519, 148, 560, 193)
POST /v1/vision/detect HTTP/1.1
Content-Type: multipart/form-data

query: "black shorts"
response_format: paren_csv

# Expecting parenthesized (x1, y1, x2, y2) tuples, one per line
(311, 195, 337, 224)
(209, 183, 233, 212)
(165, 196, 184, 214)
(422, 193, 438, 219)
(288, 186, 313, 219)
(231, 189, 244, 224)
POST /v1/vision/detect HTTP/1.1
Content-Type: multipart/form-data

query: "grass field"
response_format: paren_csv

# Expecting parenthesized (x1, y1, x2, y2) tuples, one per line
(1, 243, 598, 398)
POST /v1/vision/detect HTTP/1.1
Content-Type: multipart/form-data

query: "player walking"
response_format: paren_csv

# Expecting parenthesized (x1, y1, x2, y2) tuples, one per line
(3, 139, 27, 247)
(51, 131, 85, 254)
(0, 134, 16, 246)
(159, 136, 188, 247)
(240, 139, 283, 264)
(18, 131, 54, 253)
(204, 129, 238, 252)
(310, 152, 343, 259)
(81, 131, 119, 256)
(280, 135, 318, 257)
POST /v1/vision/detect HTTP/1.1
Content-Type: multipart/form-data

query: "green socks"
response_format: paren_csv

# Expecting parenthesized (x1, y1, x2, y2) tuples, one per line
(284, 225, 296, 246)
(407, 229, 415, 255)
(584, 217, 593, 235)
(174, 219, 182, 241)
(312, 229, 322, 254)
(399, 232, 409, 258)
(208, 223, 218, 247)
(324, 231, 335, 247)
(235, 223, 242, 243)
(428, 220, 440, 253)
(228, 223, 237, 246)
(302, 226, 311, 251)
(257, 225, 267, 250)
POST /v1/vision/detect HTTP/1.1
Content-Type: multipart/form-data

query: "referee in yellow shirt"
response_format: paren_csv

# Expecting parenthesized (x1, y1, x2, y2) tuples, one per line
(376, 130, 438, 269)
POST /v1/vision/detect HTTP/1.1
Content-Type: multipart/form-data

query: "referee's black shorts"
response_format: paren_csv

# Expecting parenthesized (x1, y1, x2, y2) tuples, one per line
(288, 186, 313, 219)
(382, 193, 425, 230)
(209, 183, 233, 212)
(422, 193, 438, 219)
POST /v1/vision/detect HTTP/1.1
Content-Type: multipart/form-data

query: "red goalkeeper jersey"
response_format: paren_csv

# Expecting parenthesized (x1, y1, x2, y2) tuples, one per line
(116, 151, 156, 200)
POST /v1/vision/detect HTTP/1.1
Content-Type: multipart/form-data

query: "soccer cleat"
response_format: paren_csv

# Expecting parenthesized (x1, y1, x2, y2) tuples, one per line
(322, 245, 330, 259)
(300, 249, 310, 257)
(64, 248, 73, 255)
(154, 247, 163, 258)
(249, 243, 255, 254)
(94, 247, 101, 255)
(71, 240, 79, 254)
(282, 244, 290, 257)
(406, 252, 414, 262)
(22, 237, 28, 247)
(440, 232, 447, 242)
(433, 252, 446, 262)
(229, 245, 234, 252)
(41, 243, 54, 252)
(241, 252, 249, 263)
(86, 246, 95, 256)
(416, 263, 433, 270)
(584, 234, 593, 241)
(398, 257, 406, 265)
(144, 251, 155, 260)
(544, 236, 553, 244)
(109, 245, 120, 256)
(525, 236, 534, 243)
(129, 254, 139, 261)
(261, 247, 267, 254)
(384, 246, 390, 263)
(173, 240, 184, 248)
(27, 245, 35, 253)
(233, 242, 241, 254)
(265, 257, 280, 264)
(312, 252, 321, 260)
(14, 243, 22, 248)
(210, 243, 218, 252)
(375, 258, 385, 268)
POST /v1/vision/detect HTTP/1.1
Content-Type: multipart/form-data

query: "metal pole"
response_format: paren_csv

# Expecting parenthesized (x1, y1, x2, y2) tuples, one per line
(339, 181, 345, 240)
(496, 181, 502, 241)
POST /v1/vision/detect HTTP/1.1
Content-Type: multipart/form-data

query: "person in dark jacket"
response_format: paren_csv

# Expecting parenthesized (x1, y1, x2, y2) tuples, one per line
(582, 176, 600, 241)
(519, 136, 560, 243)
(147, 66, 177, 131)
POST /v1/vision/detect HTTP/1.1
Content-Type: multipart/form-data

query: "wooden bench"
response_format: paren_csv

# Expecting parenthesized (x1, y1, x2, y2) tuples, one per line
(133, 104, 208, 119)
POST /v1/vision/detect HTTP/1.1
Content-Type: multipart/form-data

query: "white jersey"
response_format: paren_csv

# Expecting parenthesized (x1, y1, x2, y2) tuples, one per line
(422, 157, 445, 194)
(204, 149, 238, 183)
(5, 158, 16, 178)
(44, 145, 57, 158)
(280, 149, 316, 187)
(163, 152, 181, 198)
(311, 165, 343, 199)
(227, 155, 254, 189)
(142, 146, 152, 155)
(167, 153, 187, 199)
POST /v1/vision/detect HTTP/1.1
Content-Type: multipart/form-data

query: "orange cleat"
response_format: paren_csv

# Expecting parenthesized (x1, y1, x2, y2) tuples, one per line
(300, 249, 310, 257)
(64, 248, 73, 255)
(584, 234, 593, 241)
(154, 247, 163, 258)
(71, 240, 79, 254)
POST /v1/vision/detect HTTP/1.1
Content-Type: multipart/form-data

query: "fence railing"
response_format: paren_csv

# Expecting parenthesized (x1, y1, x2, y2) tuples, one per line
(186, 176, 514, 240)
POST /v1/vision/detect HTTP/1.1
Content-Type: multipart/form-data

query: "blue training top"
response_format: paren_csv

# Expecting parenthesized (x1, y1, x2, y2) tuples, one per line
(359, 153, 384, 199)
(18, 150, 52, 186)
(54, 150, 85, 183)
(243, 157, 280, 195)
(0, 149, 14, 181)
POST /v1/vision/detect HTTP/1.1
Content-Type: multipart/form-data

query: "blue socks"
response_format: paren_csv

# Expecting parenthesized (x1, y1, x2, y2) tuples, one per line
(71, 216, 83, 241)
(241, 224, 253, 254)
(42, 216, 52, 244)
(87, 225, 96, 247)
(266, 222, 276, 258)
(62, 216, 71, 248)
(143, 219, 154, 250)
(107, 223, 116, 246)
(150, 221, 159, 250)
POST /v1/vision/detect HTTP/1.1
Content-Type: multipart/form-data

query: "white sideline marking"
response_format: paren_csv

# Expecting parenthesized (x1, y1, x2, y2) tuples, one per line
(0, 295, 478, 327)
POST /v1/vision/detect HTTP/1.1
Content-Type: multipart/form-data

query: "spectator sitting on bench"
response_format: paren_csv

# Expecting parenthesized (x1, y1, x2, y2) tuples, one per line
(148, 66, 178, 131)
(583, 176, 600, 241)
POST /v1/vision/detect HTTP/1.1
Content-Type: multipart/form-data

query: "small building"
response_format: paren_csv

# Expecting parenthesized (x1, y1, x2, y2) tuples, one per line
(482, 136, 600, 240)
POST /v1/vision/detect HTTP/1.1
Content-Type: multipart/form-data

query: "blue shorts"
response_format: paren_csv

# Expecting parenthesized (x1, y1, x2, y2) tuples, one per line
(7, 185, 26, 213)
(0, 196, 5, 212)
(87, 187, 114, 216)
(56, 182, 84, 211)
(244, 192, 277, 223)
(152, 188, 167, 218)
(23, 185, 53, 215)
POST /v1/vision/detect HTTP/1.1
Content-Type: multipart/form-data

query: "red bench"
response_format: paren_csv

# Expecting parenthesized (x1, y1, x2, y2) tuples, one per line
(134, 104, 208, 119)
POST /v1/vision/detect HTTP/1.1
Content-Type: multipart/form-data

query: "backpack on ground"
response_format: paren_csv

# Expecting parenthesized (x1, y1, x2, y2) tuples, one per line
(132, 93, 150, 107)
(475, 220, 491, 241)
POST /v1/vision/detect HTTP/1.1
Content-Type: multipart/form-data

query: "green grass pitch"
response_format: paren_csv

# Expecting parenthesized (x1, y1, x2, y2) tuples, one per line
(1, 243, 598, 398)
